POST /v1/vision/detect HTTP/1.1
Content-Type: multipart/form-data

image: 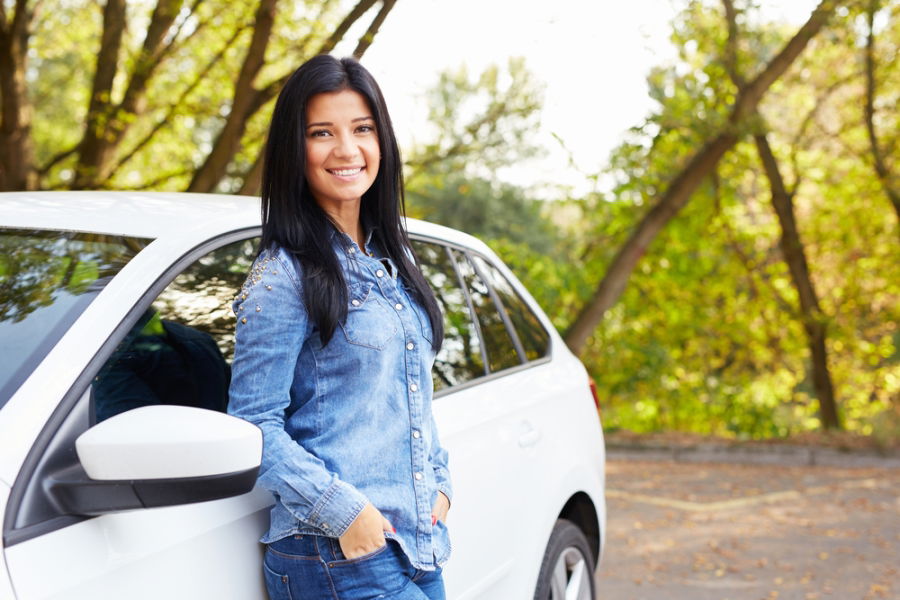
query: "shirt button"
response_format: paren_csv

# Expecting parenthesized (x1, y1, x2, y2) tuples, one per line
(414, 472, 423, 480)
(406, 342, 414, 350)
(321, 522, 329, 529)
(351, 299, 361, 307)
(376, 269, 384, 278)
(412, 430, 421, 439)
(395, 303, 403, 310)
(348, 247, 356, 254)
(410, 383, 418, 392)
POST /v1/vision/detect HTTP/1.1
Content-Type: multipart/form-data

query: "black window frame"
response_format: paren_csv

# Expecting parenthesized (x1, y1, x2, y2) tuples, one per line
(408, 233, 554, 399)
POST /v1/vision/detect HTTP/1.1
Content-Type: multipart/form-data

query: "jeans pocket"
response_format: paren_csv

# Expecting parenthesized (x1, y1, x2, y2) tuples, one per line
(325, 539, 408, 599)
(262, 560, 295, 600)
(328, 538, 390, 566)
(267, 534, 319, 559)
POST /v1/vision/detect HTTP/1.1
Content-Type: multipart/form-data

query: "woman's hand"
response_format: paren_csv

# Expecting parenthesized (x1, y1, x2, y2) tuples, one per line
(431, 491, 450, 525)
(338, 502, 394, 559)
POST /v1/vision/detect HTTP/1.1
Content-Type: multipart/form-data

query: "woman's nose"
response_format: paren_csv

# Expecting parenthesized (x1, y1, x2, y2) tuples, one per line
(333, 134, 359, 159)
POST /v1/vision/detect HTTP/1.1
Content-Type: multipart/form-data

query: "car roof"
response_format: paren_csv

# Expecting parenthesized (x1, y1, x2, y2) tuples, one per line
(0, 191, 493, 254)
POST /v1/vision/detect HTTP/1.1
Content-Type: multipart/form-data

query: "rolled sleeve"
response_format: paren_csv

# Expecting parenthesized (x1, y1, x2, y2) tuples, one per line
(227, 249, 368, 536)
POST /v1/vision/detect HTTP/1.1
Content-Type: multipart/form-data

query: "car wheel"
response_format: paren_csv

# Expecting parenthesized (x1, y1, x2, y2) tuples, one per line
(533, 519, 596, 600)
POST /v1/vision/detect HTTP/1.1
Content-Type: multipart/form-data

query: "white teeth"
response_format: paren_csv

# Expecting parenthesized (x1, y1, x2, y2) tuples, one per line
(330, 168, 362, 176)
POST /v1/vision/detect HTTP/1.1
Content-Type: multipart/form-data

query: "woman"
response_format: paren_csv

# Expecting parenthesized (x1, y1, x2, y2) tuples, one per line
(228, 55, 451, 600)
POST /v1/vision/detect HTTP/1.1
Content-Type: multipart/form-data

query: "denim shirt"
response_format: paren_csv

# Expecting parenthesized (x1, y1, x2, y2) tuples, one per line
(227, 229, 452, 570)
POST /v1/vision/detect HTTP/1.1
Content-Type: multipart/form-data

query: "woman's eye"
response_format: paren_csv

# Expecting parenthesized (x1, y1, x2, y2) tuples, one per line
(356, 125, 375, 134)
(309, 129, 331, 138)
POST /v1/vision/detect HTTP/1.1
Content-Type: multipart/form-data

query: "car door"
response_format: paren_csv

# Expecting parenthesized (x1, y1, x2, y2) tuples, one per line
(465, 252, 590, 599)
(412, 239, 545, 599)
(4, 235, 274, 600)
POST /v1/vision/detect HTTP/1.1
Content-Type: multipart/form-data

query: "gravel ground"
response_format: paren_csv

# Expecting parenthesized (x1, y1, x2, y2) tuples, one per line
(595, 459, 900, 600)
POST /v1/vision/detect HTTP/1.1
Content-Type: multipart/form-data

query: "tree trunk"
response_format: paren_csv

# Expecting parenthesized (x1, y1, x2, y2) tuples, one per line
(0, 0, 37, 191)
(563, 0, 840, 354)
(72, 0, 127, 188)
(186, 0, 279, 193)
(754, 133, 841, 430)
(863, 0, 900, 226)
(74, 0, 185, 188)
(238, 152, 264, 196)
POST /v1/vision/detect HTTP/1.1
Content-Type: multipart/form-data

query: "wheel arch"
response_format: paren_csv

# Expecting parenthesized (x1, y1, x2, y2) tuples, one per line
(557, 491, 601, 566)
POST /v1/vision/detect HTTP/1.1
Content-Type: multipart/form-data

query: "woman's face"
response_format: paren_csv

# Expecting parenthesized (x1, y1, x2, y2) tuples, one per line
(304, 89, 380, 214)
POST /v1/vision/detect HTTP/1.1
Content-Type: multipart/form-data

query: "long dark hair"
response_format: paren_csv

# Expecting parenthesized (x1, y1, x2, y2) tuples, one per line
(259, 55, 443, 350)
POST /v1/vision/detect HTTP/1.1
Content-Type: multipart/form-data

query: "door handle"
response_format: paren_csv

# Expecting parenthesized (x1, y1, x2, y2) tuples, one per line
(518, 424, 542, 448)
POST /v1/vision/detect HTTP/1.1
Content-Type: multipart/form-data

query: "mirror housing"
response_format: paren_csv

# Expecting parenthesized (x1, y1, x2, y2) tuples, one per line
(49, 406, 262, 515)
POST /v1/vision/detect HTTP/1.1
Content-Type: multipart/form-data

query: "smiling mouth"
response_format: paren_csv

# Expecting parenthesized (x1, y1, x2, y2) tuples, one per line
(327, 167, 364, 177)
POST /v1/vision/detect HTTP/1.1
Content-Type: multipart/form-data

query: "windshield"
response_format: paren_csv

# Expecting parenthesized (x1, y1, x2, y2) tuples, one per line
(0, 229, 151, 408)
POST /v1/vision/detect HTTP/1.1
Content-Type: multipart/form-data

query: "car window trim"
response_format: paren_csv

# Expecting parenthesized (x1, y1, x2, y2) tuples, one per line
(433, 355, 553, 399)
(3, 226, 261, 548)
(408, 232, 556, 397)
(466, 251, 528, 365)
(442, 246, 490, 378)
(408, 232, 553, 355)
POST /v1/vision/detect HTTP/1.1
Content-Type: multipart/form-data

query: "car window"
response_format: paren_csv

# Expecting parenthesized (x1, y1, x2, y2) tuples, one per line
(451, 249, 521, 373)
(411, 240, 486, 390)
(469, 255, 550, 361)
(0, 229, 150, 409)
(91, 238, 258, 423)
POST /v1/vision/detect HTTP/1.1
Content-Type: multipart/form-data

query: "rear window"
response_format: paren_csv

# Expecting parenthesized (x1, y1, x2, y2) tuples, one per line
(0, 229, 151, 408)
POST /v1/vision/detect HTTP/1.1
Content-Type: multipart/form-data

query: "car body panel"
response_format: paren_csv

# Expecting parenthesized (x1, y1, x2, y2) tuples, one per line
(5, 488, 272, 599)
(0, 482, 16, 600)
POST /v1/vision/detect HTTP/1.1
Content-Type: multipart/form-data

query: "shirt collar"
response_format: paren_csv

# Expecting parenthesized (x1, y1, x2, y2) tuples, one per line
(329, 223, 377, 256)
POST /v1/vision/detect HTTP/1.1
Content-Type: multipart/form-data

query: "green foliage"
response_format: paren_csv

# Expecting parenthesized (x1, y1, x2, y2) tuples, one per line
(25, 0, 362, 191)
(407, 176, 558, 255)
(498, 0, 900, 440)
(404, 57, 544, 188)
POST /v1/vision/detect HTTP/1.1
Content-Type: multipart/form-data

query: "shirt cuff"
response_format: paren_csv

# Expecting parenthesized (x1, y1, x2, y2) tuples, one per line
(436, 479, 453, 506)
(305, 479, 369, 537)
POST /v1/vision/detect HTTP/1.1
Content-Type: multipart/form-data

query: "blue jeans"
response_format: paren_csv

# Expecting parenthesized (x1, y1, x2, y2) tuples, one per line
(264, 534, 446, 600)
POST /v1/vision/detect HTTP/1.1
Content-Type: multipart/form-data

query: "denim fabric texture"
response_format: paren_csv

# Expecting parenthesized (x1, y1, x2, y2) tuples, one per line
(228, 228, 452, 571)
(263, 534, 446, 600)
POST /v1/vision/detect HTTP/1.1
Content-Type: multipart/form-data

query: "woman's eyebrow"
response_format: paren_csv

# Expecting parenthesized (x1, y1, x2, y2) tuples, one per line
(306, 116, 374, 129)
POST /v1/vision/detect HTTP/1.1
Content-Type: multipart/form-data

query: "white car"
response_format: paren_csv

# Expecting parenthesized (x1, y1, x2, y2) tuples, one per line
(0, 192, 606, 600)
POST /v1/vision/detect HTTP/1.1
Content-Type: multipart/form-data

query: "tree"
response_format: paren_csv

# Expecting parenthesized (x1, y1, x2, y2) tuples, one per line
(404, 57, 544, 189)
(0, 0, 397, 193)
(563, 0, 841, 355)
(719, 0, 839, 428)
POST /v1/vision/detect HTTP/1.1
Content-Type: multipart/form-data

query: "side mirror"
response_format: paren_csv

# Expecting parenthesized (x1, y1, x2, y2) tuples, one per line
(49, 405, 262, 516)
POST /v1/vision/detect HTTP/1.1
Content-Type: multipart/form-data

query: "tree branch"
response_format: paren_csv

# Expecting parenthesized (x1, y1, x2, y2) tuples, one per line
(352, 0, 396, 58)
(721, 0, 745, 87)
(315, 0, 378, 55)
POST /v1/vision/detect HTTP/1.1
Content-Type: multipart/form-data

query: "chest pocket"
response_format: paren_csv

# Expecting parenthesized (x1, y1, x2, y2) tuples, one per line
(340, 282, 399, 349)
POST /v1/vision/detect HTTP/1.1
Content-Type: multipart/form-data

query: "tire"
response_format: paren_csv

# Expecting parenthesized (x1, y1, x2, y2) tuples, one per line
(533, 519, 596, 600)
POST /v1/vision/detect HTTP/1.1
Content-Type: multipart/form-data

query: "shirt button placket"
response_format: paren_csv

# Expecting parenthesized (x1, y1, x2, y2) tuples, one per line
(389, 281, 430, 560)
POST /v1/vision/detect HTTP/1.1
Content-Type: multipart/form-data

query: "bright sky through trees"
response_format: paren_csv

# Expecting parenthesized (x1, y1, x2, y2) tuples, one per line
(351, 0, 821, 194)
